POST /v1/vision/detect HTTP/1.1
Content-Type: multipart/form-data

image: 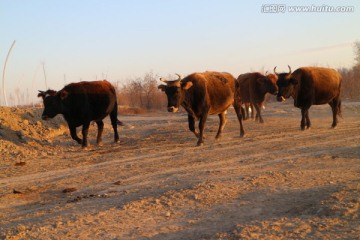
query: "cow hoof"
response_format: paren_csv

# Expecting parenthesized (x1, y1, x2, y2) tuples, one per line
(197, 142, 204, 147)
(81, 144, 90, 149)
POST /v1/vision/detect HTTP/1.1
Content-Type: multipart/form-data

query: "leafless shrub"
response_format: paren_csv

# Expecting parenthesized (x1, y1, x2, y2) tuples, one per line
(338, 41, 360, 100)
(114, 71, 166, 112)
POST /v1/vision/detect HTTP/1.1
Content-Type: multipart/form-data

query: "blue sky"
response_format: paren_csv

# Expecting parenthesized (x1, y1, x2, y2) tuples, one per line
(0, 0, 359, 105)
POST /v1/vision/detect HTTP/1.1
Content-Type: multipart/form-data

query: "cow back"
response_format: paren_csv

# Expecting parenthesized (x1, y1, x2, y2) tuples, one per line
(184, 72, 235, 115)
(62, 80, 117, 122)
(237, 73, 262, 102)
(294, 67, 342, 105)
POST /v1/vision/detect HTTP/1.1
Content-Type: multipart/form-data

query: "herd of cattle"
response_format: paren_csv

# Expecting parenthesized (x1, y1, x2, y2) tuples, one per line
(38, 66, 342, 147)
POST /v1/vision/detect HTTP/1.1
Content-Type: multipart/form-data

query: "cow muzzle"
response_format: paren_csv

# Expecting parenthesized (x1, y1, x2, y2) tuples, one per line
(167, 106, 179, 113)
(277, 96, 286, 102)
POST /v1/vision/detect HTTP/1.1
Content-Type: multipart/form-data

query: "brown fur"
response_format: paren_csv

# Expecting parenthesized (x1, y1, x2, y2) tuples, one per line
(38, 80, 121, 147)
(276, 67, 342, 130)
(159, 71, 244, 146)
(235, 72, 278, 124)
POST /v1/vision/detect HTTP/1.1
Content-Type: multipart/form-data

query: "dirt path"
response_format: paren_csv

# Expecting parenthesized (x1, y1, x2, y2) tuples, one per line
(0, 102, 359, 239)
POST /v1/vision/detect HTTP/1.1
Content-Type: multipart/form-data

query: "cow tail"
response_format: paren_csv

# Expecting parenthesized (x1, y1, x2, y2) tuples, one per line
(117, 119, 125, 126)
(337, 99, 342, 118)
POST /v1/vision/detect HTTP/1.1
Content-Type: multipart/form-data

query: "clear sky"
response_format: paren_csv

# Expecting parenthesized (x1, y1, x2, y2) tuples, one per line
(0, 0, 359, 106)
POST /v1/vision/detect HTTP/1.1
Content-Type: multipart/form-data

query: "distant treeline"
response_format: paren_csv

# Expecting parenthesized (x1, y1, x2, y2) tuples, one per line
(113, 71, 166, 113)
(339, 42, 360, 100)
(4, 43, 360, 108)
(115, 42, 360, 112)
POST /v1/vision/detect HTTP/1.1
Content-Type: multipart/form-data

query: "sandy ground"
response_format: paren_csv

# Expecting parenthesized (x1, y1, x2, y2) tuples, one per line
(0, 101, 359, 239)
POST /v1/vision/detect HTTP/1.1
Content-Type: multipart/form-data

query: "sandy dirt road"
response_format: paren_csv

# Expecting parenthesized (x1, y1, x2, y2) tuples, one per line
(0, 101, 359, 239)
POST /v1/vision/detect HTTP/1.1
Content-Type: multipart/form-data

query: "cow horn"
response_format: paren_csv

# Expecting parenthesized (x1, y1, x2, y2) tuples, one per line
(274, 66, 278, 75)
(175, 73, 181, 81)
(160, 77, 168, 83)
(265, 71, 268, 76)
(288, 65, 292, 74)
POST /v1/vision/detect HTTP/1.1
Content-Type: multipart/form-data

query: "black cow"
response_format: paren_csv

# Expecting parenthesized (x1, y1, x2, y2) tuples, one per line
(158, 72, 244, 146)
(275, 66, 342, 130)
(38, 80, 121, 147)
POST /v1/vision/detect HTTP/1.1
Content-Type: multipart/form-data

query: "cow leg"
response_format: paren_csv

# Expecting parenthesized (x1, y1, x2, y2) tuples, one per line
(244, 103, 249, 120)
(110, 106, 120, 142)
(329, 98, 340, 128)
(300, 108, 311, 130)
(215, 112, 227, 140)
(69, 125, 82, 144)
(233, 101, 245, 137)
(188, 114, 200, 138)
(250, 104, 255, 120)
(305, 109, 311, 129)
(81, 122, 90, 148)
(197, 114, 208, 146)
(95, 120, 104, 145)
(300, 108, 306, 130)
(254, 104, 264, 123)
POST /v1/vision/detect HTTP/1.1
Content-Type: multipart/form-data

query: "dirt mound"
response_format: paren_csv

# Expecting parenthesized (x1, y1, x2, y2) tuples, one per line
(0, 107, 66, 164)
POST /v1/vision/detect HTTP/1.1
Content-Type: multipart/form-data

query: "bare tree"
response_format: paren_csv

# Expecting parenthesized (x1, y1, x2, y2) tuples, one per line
(142, 71, 159, 109)
(123, 78, 143, 108)
(42, 62, 48, 89)
(2, 40, 16, 106)
(113, 71, 167, 111)
(339, 41, 360, 99)
(354, 41, 360, 66)
(14, 87, 20, 107)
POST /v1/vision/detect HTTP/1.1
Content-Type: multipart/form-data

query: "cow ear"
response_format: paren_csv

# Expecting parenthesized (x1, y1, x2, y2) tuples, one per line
(59, 90, 69, 100)
(37, 91, 45, 99)
(182, 81, 193, 90)
(158, 85, 167, 92)
(290, 78, 298, 85)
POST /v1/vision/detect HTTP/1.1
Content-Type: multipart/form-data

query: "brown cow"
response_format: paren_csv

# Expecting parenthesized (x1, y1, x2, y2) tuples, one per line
(275, 66, 342, 130)
(235, 72, 278, 123)
(158, 72, 244, 146)
(38, 80, 122, 148)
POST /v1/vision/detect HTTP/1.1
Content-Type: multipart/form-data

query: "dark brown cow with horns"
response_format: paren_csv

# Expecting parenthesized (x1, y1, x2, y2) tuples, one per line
(235, 72, 278, 123)
(38, 80, 122, 148)
(275, 66, 342, 130)
(158, 72, 245, 146)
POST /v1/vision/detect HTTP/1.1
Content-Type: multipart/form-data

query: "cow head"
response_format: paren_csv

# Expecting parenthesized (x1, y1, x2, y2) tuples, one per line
(158, 74, 193, 113)
(274, 65, 297, 102)
(38, 89, 68, 120)
(259, 72, 278, 95)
